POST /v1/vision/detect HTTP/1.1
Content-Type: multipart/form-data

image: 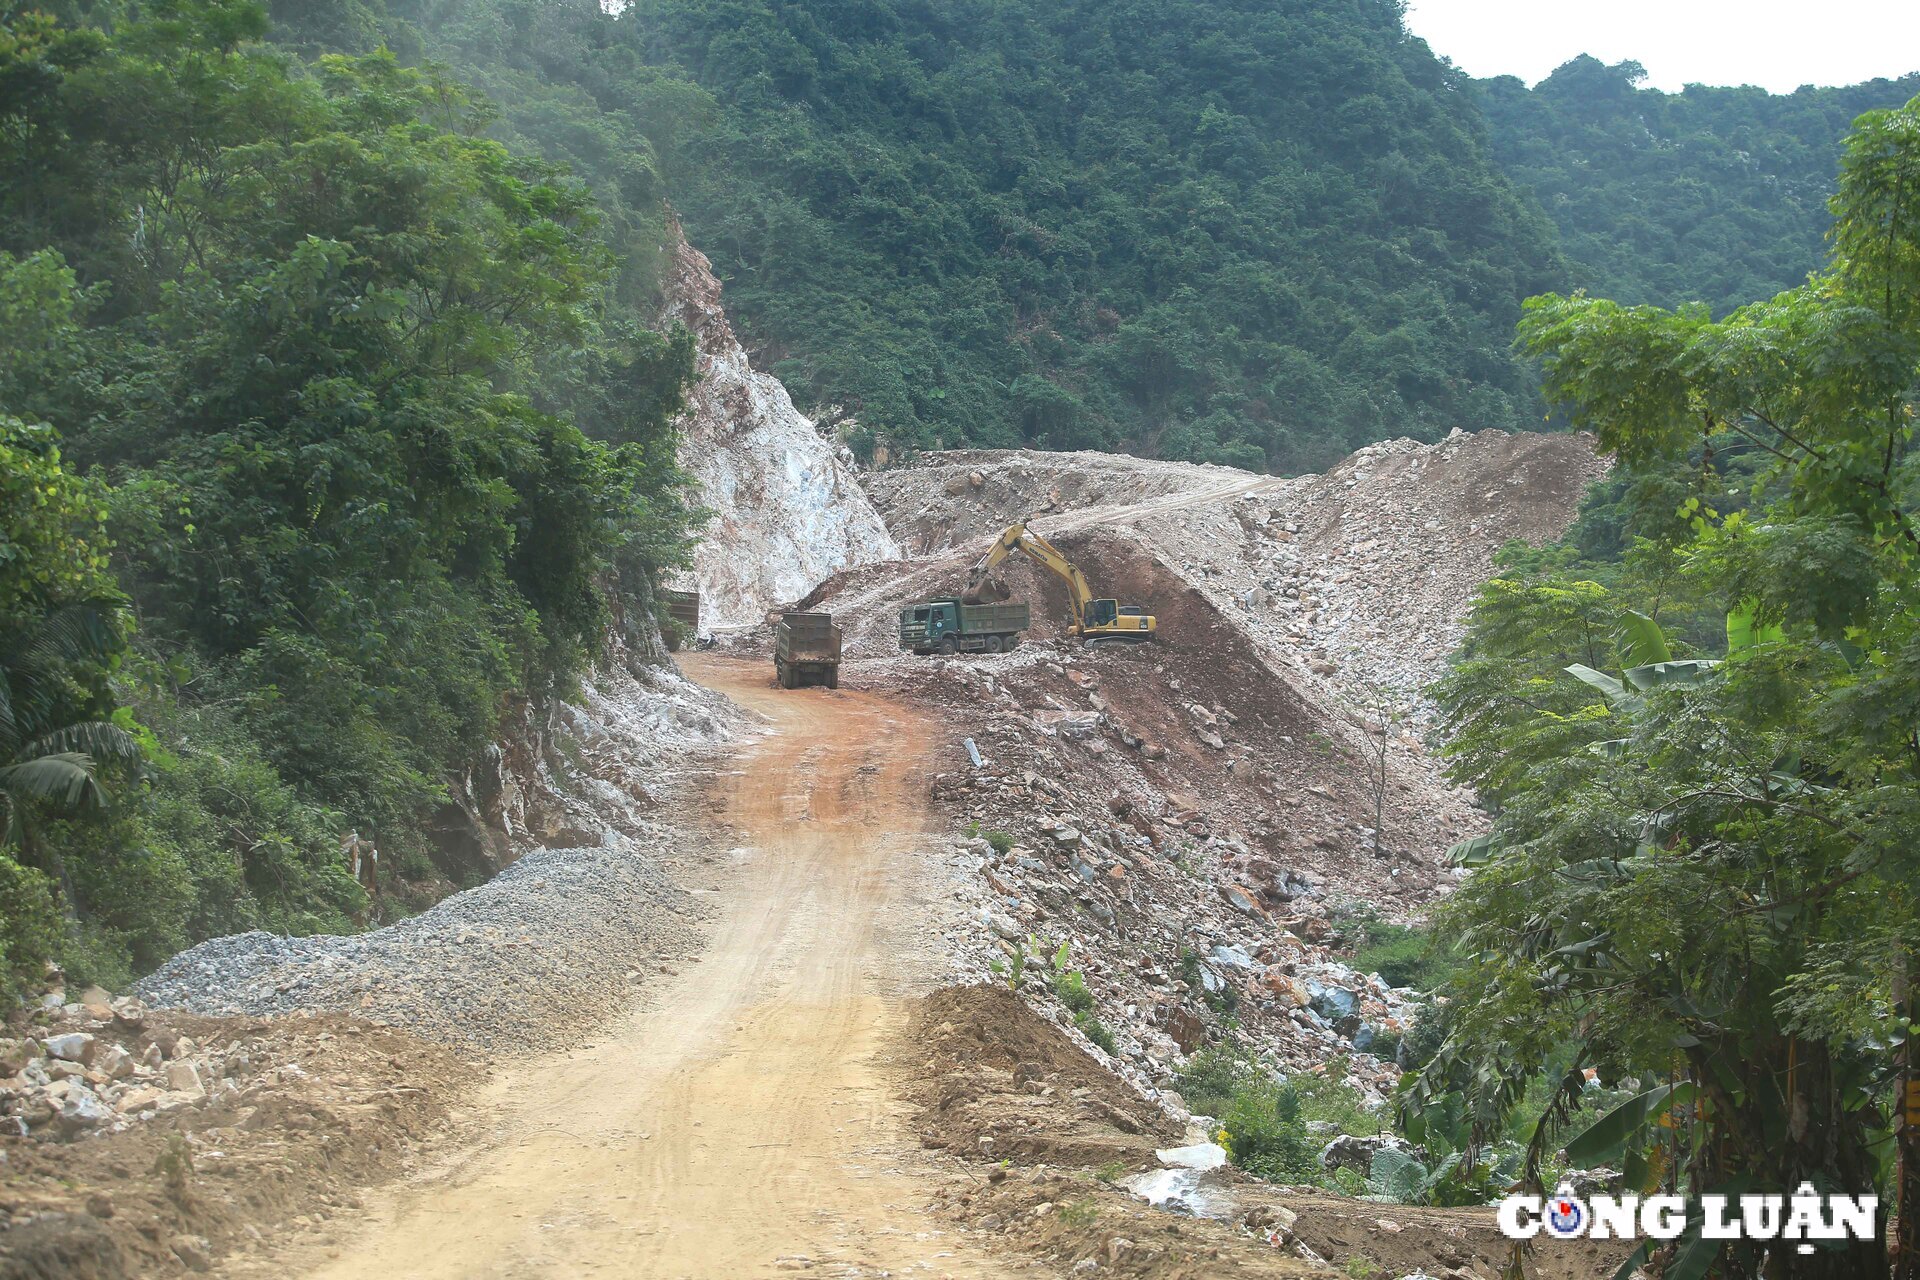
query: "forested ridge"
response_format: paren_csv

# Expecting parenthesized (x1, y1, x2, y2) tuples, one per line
(265, 0, 1920, 471)
(1476, 55, 1920, 314)
(279, 0, 1566, 473)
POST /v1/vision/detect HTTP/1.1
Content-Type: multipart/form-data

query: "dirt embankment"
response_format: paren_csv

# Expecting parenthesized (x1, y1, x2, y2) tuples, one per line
(865, 450, 1255, 554)
(860, 429, 1606, 705)
(0, 1008, 471, 1280)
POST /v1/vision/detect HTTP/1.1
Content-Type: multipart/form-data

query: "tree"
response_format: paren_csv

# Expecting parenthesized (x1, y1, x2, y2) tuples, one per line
(1409, 94, 1920, 1279)
(0, 1, 698, 986)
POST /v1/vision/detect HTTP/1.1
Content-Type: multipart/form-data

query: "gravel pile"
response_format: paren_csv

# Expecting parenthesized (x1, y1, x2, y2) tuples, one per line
(136, 824, 715, 1054)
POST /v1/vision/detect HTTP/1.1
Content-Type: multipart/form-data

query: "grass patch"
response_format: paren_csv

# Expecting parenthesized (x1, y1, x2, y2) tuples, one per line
(1175, 1049, 1381, 1189)
(1335, 907, 1458, 992)
(1057, 1197, 1100, 1227)
(966, 820, 1016, 856)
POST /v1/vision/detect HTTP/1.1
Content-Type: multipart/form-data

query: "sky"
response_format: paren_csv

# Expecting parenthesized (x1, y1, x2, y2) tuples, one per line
(1402, 0, 1920, 94)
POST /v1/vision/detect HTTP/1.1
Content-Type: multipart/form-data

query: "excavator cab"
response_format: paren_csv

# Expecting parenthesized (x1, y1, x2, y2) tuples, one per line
(1083, 598, 1156, 643)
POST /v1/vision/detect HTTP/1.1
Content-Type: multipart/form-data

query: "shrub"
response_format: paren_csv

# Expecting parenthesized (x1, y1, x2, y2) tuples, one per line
(1053, 968, 1095, 1014)
(1080, 1017, 1118, 1055)
(1178, 1049, 1387, 1190)
(0, 854, 61, 1005)
(1337, 907, 1458, 992)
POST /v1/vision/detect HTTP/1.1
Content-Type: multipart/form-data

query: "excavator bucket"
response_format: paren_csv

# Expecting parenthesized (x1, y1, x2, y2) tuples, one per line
(960, 574, 1013, 605)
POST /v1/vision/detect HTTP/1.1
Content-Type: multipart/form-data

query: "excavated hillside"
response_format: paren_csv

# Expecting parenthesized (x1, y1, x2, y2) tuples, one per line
(786, 428, 1605, 1109)
(659, 224, 898, 628)
(864, 430, 1608, 702)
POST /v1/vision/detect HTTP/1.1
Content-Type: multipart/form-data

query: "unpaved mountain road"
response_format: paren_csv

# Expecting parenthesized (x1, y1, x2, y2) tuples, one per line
(269, 656, 1027, 1280)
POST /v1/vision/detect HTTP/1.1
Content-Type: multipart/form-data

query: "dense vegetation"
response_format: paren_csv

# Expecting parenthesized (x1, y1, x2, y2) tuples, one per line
(1409, 94, 1920, 1277)
(259, 1, 1920, 477)
(1478, 56, 1920, 314)
(268, 0, 1565, 473)
(0, 0, 697, 996)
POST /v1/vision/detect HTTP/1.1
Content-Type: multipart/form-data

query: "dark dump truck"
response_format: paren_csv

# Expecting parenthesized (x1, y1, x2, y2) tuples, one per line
(774, 611, 843, 688)
(660, 588, 700, 651)
(898, 598, 1030, 655)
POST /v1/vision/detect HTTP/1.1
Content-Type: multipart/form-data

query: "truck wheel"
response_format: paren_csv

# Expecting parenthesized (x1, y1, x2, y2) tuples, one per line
(938, 636, 958, 656)
(826, 668, 840, 689)
(1004, 635, 1019, 651)
(776, 660, 792, 689)
(985, 634, 1003, 654)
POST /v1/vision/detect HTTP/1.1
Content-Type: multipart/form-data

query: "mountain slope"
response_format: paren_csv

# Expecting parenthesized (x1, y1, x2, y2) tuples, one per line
(1476, 57, 1920, 313)
(277, 0, 1565, 472)
(622, 0, 1564, 471)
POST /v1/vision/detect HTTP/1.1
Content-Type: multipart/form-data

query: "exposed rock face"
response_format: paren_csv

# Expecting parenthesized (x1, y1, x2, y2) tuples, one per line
(659, 225, 898, 629)
(427, 634, 738, 879)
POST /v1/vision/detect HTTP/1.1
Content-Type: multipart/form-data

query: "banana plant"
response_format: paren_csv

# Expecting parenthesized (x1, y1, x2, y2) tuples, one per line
(0, 603, 138, 849)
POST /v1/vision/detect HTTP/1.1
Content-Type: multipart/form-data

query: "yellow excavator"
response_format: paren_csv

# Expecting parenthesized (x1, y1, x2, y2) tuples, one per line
(963, 522, 1157, 644)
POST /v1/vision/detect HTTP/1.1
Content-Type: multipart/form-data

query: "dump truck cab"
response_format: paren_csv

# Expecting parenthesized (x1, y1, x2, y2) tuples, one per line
(901, 599, 962, 648)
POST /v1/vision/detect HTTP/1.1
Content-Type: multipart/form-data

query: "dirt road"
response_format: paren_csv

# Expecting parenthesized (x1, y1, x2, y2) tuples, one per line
(286, 656, 1018, 1280)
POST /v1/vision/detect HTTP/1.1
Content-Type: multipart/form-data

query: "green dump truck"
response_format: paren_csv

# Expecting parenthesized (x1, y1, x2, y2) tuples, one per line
(898, 598, 1030, 655)
(775, 611, 843, 688)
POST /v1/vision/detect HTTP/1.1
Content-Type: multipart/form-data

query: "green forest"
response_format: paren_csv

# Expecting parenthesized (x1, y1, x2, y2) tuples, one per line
(1477, 54, 1920, 314)
(258, 0, 1920, 474)
(1, 0, 699, 996)
(1400, 90, 1920, 1273)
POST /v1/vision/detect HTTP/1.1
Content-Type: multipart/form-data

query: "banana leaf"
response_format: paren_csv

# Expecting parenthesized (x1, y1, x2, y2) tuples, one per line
(1726, 600, 1785, 653)
(1622, 659, 1719, 691)
(1566, 663, 1627, 703)
(1447, 832, 1502, 866)
(1609, 1239, 1655, 1280)
(1617, 609, 1672, 666)
(1562, 1081, 1695, 1165)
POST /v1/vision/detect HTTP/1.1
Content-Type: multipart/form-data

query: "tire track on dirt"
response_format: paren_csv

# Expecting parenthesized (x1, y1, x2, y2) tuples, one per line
(269, 656, 1022, 1280)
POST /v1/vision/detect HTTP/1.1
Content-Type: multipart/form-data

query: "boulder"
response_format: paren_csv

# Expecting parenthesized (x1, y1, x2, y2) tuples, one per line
(1208, 944, 1257, 972)
(172, 1234, 214, 1272)
(58, 1084, 114, 1132)
(1221, 885, 1259, 915)
(1319, 1132, 1428, 1178)
(1309, 983, 1359, 1022)
(164, 1060, 205, 1097)
(43, 1032, 96, 1064)
(96, 1044, 135, 1081)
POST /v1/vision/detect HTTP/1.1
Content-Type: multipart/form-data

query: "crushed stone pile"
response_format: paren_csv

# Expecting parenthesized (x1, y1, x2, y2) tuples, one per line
(861, 429, 1605, 713)
(137, 661, 750, 1054)
(841, 609, 1465, 1115)
(0, 985, 471, 1277)
(866, 448, 1256, 554)
(135, 829, 711, 1054)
